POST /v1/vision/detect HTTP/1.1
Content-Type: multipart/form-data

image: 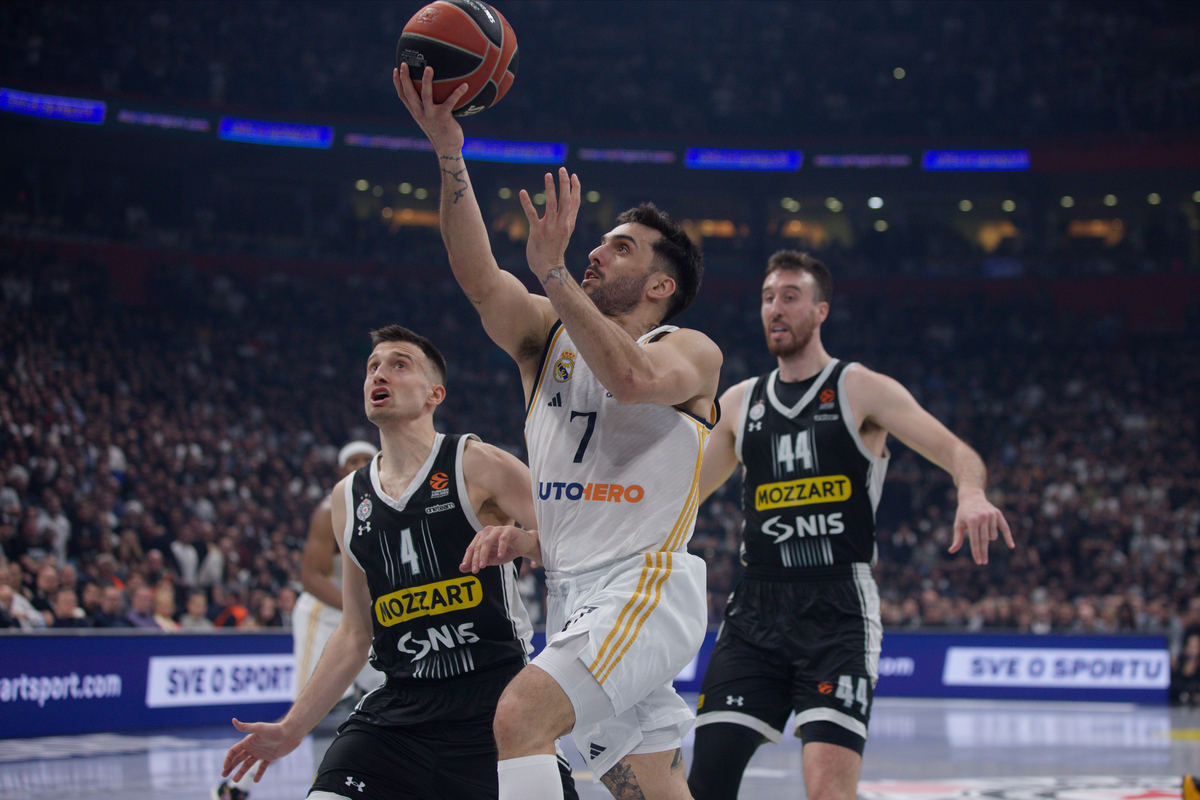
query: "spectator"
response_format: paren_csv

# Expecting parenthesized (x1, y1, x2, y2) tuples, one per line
(0, 584, 22, 629)
(29, 563, 59, 626)
(275, 585, 297, 630)
(179, 590, 214, 630)
(210, 584, 250, 628)
(37, 490, 71, 562)
(51, 587, 92, 628)
(125, 585, 160, 629)
(244, 594, 282, 629)
(79, 581, 103, 620)
(153, 586, 181, 631)
(92, 585, 132, 628)
(1171, 629, 1200, 707)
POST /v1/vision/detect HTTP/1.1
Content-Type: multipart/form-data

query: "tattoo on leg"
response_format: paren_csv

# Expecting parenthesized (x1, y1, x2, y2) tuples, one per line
(670, 747, 683, 773)
(541, 267, 570, 287)
(600, 761, 645, 800)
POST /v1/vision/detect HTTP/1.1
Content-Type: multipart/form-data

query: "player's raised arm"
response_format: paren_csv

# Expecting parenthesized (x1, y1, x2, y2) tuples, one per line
(521, 168, 722, 410)
(845, 364, 1014, 564)
(393, 64, 554, 364)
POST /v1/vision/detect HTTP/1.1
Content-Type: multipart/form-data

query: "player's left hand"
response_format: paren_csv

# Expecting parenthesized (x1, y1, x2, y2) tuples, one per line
(520, 167, 581, 285)
(948, 491, 1014, 565)
(221, 718, 303, 783)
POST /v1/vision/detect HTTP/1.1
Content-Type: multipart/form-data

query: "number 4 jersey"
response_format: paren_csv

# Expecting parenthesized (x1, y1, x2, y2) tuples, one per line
(525, 322, 717, 574)
(735, 359, 889, 573)
(340, 433, 533, 683)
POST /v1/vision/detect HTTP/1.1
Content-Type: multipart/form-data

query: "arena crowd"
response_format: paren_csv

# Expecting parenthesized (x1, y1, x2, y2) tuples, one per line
(3, 0, 1199, 139)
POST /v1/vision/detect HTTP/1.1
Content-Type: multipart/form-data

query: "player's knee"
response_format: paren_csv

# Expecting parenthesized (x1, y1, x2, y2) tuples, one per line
(493, 675, 559, 755)
(492, 686, 529, 752)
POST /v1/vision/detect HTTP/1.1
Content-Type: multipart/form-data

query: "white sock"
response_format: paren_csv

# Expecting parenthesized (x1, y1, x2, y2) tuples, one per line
(498, 753, 563, 800)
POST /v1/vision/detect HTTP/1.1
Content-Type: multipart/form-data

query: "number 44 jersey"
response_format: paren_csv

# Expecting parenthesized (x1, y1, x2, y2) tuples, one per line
(525, 322, 718, 574)
(735, 360, 890, 572)
(341, 433, 533, 683)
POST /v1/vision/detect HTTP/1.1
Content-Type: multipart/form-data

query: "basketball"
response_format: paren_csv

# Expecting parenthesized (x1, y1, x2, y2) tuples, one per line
(396, 0, 518, 117)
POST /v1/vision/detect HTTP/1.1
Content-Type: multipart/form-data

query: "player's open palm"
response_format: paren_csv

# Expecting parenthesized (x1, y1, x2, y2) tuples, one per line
(520, 167, 581, 281)
(221, 718, 303, 783)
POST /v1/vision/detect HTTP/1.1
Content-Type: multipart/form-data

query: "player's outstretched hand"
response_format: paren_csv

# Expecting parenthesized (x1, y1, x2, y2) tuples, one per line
(393, 63, 469, 153)
(520, 167, 581, 285)
(221, 718, 303, 784)
(461, 525, 540, 573)
(948, 492, 1015, 565)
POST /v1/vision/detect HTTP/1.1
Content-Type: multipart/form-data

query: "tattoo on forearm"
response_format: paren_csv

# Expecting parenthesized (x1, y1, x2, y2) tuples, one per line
(541, 267, 569, 287)
(600, 761, 645, 800)
(438, 156, 468, 202)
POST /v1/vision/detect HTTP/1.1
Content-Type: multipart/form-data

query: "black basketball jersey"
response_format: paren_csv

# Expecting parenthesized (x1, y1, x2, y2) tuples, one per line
(341, 433, 533, 683)
(735, 360, 889, 574)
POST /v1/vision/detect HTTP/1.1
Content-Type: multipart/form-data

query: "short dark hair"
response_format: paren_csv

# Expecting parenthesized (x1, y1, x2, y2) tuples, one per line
(765, 250, 832, 304)
(369, 324, 448, 385)
(615, 202, 703, 322)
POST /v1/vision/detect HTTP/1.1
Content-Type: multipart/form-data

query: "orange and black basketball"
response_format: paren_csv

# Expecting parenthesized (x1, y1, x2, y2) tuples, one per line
(396, 0, 518, 117)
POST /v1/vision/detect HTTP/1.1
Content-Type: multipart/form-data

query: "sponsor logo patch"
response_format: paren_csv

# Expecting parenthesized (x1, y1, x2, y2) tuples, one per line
(374, 576, 482, 626)
(538, 481, 645, 503)
(755, 475, 851, 511)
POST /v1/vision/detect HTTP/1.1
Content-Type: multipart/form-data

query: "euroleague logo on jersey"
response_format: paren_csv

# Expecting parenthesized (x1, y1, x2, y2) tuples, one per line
(429, 472, 450, 499)
(819, 387, 836, 408)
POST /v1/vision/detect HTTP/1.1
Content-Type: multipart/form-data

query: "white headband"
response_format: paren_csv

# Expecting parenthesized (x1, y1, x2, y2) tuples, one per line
(337, 440, 379, 467)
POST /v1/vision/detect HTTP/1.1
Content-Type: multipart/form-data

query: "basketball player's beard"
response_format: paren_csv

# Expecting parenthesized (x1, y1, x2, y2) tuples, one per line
(585, 270, 649, 317)
(764, 317, 816, 357)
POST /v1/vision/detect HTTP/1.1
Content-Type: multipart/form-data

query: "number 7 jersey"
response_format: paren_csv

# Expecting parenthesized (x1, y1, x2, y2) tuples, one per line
(525, 322, 718, 574)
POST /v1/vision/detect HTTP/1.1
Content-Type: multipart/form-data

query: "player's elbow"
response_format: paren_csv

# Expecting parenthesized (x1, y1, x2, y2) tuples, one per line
(607, 375, 655, 406)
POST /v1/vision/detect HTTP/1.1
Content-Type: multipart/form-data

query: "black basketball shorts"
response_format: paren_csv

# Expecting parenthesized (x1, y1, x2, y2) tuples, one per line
(309, 665, 519, 800)
(694, 564, 881, 751)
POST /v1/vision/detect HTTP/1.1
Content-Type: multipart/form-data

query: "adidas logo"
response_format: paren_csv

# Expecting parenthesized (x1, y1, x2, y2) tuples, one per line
(589, 742, 607, 760)
(547, 392, 562, 407)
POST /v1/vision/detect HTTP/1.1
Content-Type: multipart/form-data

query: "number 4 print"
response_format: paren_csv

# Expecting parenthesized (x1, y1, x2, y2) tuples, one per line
(835, 675, 869, 715)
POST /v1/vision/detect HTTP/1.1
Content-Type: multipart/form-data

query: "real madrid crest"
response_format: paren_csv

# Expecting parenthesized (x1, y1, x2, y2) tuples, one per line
(553, 349, 576, 382)
(356, 496, 372, 521)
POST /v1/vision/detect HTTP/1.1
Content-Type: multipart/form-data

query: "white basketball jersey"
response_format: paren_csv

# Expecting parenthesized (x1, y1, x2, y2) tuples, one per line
(525, 322, 717, 574)
(330, 552, 343, 590)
